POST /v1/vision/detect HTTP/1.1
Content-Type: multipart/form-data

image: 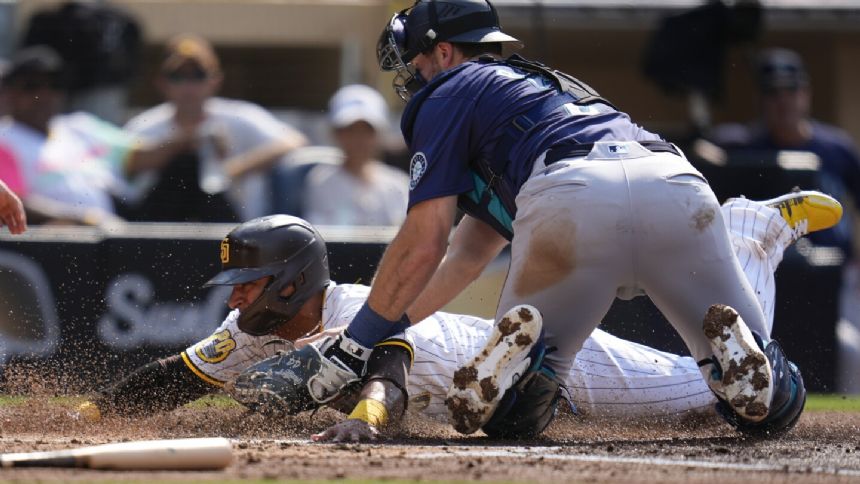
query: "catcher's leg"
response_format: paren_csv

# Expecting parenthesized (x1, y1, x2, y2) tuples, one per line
(632, 159, 803, 432)
(699, 304, 773, 422)
(471, 160, 627, 437)
(445, 304, 544, 434)
(480, 344, 569, 439)
(704, 305, 806, 436)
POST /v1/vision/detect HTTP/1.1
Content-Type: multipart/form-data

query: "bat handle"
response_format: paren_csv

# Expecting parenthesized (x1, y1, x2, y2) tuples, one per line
(1, 454, 87, 468)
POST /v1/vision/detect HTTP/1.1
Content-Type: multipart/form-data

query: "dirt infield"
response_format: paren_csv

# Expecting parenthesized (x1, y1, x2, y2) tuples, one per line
(1, 401, 859, 482)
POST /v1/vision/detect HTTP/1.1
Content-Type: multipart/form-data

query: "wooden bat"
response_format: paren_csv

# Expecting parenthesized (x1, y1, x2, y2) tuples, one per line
(0, 437, 233, 470)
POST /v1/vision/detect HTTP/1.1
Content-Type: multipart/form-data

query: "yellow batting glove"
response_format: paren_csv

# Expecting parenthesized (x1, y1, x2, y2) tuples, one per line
(75, 401, 102, 423)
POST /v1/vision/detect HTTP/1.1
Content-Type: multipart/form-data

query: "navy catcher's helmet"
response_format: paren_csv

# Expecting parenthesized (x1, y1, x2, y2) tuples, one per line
(204, 215, 330, 336)
(377, 0, 521, 100)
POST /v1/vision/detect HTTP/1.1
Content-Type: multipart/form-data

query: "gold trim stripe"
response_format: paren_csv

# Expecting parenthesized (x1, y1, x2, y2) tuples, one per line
(180, 351, 225, 387)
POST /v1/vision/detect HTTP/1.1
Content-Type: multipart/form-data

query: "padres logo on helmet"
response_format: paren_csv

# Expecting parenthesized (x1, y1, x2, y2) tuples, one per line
(220, 239, 230, 264)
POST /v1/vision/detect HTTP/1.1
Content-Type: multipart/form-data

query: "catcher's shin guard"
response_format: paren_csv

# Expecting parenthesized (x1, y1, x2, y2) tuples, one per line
(715, 339, 807, 437)
(480, 358, 569, 439)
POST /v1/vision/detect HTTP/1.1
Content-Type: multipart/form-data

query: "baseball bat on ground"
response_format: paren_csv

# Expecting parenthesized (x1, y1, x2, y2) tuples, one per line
(0, 437, 233, 470)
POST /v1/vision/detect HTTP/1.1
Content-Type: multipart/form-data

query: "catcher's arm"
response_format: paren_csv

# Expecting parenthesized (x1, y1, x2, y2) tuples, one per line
(407, 214, 507, 322)
(312, 340, 412, 442)
(77, 354, 216, 421)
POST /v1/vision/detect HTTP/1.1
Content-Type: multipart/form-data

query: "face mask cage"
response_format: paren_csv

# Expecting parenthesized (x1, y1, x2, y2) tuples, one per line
(378, 11, 426, 102)
(378, 13, 408, 72)
(392, 65, 425, 102)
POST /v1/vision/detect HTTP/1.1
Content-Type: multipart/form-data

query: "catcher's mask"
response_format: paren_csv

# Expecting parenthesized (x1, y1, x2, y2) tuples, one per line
(204, 215, 330, 336)
(376, 0, 521, 101)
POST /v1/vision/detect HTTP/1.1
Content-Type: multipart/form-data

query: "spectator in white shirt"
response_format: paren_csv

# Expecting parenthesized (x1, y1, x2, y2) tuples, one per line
(299, 85, 409, 227)
(124, 34, 307, 222)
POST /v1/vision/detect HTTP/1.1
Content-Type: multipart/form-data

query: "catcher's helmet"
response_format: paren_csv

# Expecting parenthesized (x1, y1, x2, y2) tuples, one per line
(377, 0, 521, 100)
(204, 215, 330, 336)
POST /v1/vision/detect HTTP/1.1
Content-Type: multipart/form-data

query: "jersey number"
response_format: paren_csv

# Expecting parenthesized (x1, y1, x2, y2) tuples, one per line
(195, 330, 237, 364)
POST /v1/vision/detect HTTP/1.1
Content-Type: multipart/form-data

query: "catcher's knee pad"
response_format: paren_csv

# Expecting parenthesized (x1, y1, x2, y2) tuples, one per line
(481, 342, 570, 439)
(715, 338, 806, 437)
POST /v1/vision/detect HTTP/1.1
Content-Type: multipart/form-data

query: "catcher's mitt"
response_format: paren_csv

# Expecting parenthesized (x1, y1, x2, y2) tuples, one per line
(227, 343, 361, 415)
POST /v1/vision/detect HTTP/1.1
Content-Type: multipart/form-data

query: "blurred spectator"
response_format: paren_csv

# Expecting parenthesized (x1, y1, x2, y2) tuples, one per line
(708, 48, 860, 254)
(124, 34, 306, 222)
(707, 48, 860, 393)
(21, 1, 142, 125)
(0, 46, 192, 227)
(296, 84, 408, 226)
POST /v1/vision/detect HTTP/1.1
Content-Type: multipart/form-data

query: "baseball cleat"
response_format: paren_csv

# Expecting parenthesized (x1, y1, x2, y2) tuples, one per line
(445, 304, 543, 435)
(763, 189, 842, 241)
(702, 304, 773, 423)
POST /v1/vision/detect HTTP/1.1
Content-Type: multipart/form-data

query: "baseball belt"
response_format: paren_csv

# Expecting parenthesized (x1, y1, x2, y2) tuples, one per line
(543, 140, 682, 166)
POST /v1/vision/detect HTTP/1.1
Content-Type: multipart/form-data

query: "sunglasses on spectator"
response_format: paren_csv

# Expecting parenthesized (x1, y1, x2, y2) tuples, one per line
(165, 69, 209, 84)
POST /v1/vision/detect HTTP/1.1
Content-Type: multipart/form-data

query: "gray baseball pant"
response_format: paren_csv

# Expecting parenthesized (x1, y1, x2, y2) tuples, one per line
(496, 141, 768, 376)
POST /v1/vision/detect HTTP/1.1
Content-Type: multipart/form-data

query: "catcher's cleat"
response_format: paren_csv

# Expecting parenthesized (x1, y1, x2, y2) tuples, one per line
(700, 304, 773, 423)
(446, 304, 543, 435)
(763, 189, 842, 241)
(714, 338, 806, 437)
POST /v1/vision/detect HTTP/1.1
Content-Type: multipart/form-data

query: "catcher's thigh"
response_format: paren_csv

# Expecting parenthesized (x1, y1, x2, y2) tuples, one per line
(626, 156, 769, 362)
(499, 158, 632, 376)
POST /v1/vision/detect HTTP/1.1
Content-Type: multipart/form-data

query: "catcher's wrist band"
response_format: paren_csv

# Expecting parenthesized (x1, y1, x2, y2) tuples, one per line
(347, 302, 411, 348)
(348, 398, 389, 427)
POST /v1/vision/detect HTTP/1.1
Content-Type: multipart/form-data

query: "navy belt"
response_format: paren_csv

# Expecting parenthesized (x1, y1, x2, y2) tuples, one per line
(543, 140, 681, 166)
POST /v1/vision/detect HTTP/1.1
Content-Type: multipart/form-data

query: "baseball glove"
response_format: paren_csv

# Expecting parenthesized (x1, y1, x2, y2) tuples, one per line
(226, 342, 361, 415)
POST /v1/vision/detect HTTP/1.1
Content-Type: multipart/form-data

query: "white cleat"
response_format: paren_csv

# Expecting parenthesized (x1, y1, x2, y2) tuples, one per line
(445, 304, 543, 435)
(702, 304, 774, 423)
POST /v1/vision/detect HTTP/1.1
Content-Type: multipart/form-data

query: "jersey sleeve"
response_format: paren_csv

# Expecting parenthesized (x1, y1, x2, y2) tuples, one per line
(406, 95, 477, 210)
(94, 354, 215, 417)
(181, 310, 293, 385)
(319, 283, 371, 330)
